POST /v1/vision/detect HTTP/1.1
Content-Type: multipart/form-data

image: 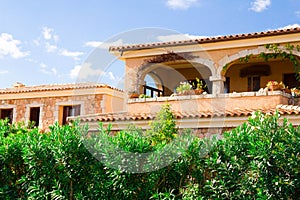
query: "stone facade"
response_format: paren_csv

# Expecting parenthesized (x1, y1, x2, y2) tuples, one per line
(0, 83, 124, 130)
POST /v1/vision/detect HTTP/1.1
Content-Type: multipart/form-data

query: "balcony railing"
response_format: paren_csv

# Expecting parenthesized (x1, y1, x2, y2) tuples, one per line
(143, 85, 163, 97)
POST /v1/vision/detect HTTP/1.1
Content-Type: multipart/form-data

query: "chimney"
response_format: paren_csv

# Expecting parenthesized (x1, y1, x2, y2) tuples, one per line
(13, 82, 25, 88)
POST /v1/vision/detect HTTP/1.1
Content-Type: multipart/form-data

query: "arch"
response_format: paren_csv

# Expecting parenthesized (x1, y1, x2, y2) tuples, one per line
(136, 57, 216, 96)
(217, 46, 300, 77)
(145, 72, 164, 91)
(218, 46, 300, 93)
(190, 57, 216, 76)
(137, 58, 216, 86)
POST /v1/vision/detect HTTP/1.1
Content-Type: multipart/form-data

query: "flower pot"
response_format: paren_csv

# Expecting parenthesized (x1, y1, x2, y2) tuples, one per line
(183, 90, 195, 95)
(194, 89, 204, 95)
(268, 84, 283, 91)
(129, 93, 139, 98)
(283, 88, 291, 94)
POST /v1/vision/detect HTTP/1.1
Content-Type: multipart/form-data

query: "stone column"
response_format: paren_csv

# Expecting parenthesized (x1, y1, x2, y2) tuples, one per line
(209, 75, 225, 95)
(125, 67, 139, 96)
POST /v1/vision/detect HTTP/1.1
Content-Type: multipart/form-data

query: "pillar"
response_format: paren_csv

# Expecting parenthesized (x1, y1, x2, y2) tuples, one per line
(209, 75, 225, 95)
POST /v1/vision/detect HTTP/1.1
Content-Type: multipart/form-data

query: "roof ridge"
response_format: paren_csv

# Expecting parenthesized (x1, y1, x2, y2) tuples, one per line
(109, 27, 300, 52)
(0, 82, 123, 94)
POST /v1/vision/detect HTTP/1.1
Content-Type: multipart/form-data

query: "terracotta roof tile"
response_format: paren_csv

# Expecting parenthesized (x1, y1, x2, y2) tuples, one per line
(75, 104, 300, 123)
(0, 82, 123, 94)
(109, 27, 300, 52)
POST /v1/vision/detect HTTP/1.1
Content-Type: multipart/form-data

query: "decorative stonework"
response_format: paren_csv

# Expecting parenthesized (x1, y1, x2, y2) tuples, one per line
(142, 52, 198, 64)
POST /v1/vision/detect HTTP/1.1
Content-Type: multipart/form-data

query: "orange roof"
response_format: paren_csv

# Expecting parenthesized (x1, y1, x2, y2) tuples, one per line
(0, 82, 123, 94)
(109, 27, 300, 52)
(76, 104, 300, 123)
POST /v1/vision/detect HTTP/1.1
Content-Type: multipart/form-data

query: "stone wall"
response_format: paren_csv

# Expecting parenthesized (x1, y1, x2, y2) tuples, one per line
(0, 94, 103, 130)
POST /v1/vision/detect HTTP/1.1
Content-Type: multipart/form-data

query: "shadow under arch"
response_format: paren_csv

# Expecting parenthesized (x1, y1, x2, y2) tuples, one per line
(136, 57, 216, 96)
(218, 47, 300, 93)
(217, 46, 300, 76)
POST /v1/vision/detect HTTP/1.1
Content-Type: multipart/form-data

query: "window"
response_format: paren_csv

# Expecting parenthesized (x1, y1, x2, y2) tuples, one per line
(0, 108, 13, 123)
(248, 76, 260, 91)
(29, 107, 40, 127)
(62, 105, 81, 125)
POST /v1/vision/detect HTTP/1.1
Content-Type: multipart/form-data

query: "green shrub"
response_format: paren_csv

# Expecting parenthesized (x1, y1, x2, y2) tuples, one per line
(1, 107, 300, 199)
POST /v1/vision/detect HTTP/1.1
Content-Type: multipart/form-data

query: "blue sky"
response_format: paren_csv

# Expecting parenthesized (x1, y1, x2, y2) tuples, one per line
(0, 0, 299, 89)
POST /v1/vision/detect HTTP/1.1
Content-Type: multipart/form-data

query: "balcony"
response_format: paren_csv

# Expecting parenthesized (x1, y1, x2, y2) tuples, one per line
(127, 91, 294, 115)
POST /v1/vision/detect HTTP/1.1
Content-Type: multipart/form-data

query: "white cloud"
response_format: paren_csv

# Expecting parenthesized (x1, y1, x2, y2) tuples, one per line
(296, 11, 300, 18)
(42, 26, 59, 42)
(108, 72, 115, 80)
(60, 49, 84, 60)
(166, 0, 198, 10)
(0, 33, 29, 59)
(42, 27, 53, 40)
(84, 39, 123, 49)
(70, 65, 82, 79)
(250, 0, 271, 12)
(70, 63, 105, 79)
(45, 42, 58, 52)
(85, 41, 103, 48)
(70, 63, 117, 81)
(278, 24, 300, 29)
(0, 70, 9, 74)
(40, 63, 47, 68)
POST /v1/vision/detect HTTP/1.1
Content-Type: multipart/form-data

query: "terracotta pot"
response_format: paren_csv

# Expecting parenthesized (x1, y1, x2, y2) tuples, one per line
(183, 90, 195, 95)
(194, 89, 204, 95)
(129, 93, 139, 98)
(283, 88, 291, 94)
(268, 84, 283, 91)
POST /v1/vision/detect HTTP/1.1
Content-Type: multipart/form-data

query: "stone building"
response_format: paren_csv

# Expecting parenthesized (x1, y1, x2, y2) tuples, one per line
(74, 27, 300, 133)
(0, 82, 124, 130)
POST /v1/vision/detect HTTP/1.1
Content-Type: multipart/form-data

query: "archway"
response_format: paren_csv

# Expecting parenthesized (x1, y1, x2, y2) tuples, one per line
(220, 49, 300, 93)
(138, 60, 213, 97)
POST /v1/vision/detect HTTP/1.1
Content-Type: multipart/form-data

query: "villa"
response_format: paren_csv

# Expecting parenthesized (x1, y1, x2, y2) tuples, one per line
(75, 27, 300, 135)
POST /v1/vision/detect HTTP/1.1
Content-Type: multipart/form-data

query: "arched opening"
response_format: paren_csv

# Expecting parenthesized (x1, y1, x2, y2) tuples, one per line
(139, 60, 213, 97)
(143, 73, 164, 97)
(224, 56, 300, 93)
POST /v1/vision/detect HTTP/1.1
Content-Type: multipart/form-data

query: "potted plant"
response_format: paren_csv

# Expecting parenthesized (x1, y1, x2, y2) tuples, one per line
(291, 88, 300, 97)
(139, 94, 151, 98)
(193, 77, 207, 95)
(266, 81, 285, 91)
(175, 82, 193, 95)
(128, 90, 139, 98)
